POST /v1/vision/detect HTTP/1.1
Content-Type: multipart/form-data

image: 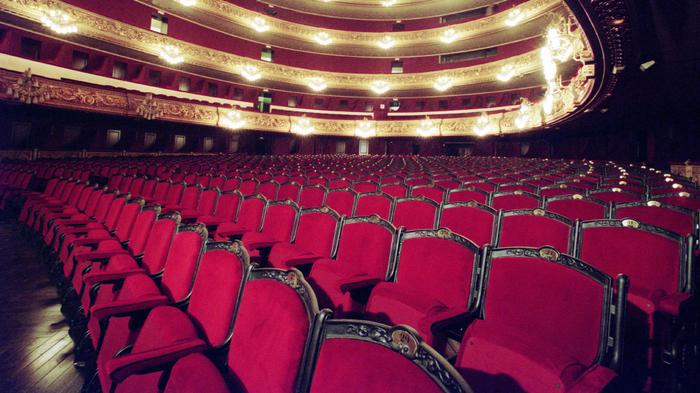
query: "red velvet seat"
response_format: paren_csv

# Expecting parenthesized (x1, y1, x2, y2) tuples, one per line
(491, 191, 541, 211)
(391, 197, 439, 230)
(239, 179, 259, 196)
(241, 200, 299, 253)
(438, 201, 496, 247)
(196, 190, 241, 228)
(258, 180, 279, 200)
(268, 206, 341, 269)
(575, 220, 694, 390)
(613, 201, 696, 236)
(307, 216, 398, 315)
(354, 192, 394, 220)
(162, 184, 200, 213)
(456, 246, 627, 393)
(497, 182, 537, 193)
(544, 194, 609, 221)
(83, 223, 204, 349)
(213, 194, 267, 241)
(142, 180, 170, 205)
(305, 320, 472, 393)
(496, 209, 574, 253)
(447, 187, 490, 204)
(365, 229, 480, 347)
(589, 188, 641, 204)
(410, 185, 446, 204)
(380, 183, 408, 198)
(539, 184, 587, 198)
(298, 185, 327, 208)
(325, 188, 357, 217)
(653, 192, 700, 211)
(94, 242, 250, 393)
(353, 181, 380, 194)
(179, 187, 220, 222)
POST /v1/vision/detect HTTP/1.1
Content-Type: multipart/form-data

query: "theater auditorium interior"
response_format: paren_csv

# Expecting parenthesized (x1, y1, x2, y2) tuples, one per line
(0, 0, 698, 392)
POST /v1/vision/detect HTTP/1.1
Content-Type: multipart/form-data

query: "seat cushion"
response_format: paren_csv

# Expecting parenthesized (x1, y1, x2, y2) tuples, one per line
(267, 243, 319, 269)
(308, 261, 367, 314)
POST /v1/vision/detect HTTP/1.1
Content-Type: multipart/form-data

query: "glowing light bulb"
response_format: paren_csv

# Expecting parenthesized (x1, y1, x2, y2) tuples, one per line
(221, 109, 246, 129)
(416, 117, 438, 137)
(40, 9, 78, 35)
(433, 76, 453, 92)
(292, 116, 314, 135)
(314, 31, 333, 46)
(307, 77, 327, 92)
(355, 119, 376, 138)
(240, 64, 262, 81)
(505, 9, 524, 27)
(440, 29, 459, 44)
(473, 112, 490, 136)
(496, 64, 516, 82)
(250, 16, 269, 33)
(369, 80, 391, 94)
(377, 36, 395, 50)
(159, 44, 184, 65)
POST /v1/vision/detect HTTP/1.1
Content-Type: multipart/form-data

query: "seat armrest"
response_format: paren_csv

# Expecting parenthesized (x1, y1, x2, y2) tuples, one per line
(90, 295, 170, 321)
(566, 365, 617, 393)
(418, 307, 472, 336)
(284, 255, 323, 268)
(106, 339, 206, 383)
(83, 267, 144, 287)
(74, 250, 129, 263)
(71, 237, 114, 248)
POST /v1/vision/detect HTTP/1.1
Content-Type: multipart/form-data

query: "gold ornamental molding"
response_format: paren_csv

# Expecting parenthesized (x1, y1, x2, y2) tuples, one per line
(260, 0, 509, 20)
(0, 0, 554, 94)
(140, 0, 564, 57)
(0, 67, 595, 137)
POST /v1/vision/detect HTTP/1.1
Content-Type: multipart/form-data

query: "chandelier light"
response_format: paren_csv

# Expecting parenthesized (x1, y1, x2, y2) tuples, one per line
(307, 77, 327, 92)
(369, 80, 391, 95)
(5, 69, 51, 104)
(496, 64, 516, 82)
(377, 36, 395, 50)
(314, 32, 333, 46)
(416, 117, 438, 137)
(221, 108, 246, 129)
(545, 25, 574, 62)
(540, 47, 557, 81)
(136, 94, 164, 120)
(542, 90, 555, 115)
(176, 0, 197, 6)
(292, 116, 314, 135)
(250, 16, 270, 33)
(40, 9, 78, 35)
(473, 112, 491, 136)
(433, 76, 454, 92)
(440, 29, 459, 44)
(240, 64, 262, 81)
(355, 118, 376, 138)
(514, 99, 532, 129)
(505, 9, 524, 27)
(380, 0, 396, 7)
(159, 44, 185, 65)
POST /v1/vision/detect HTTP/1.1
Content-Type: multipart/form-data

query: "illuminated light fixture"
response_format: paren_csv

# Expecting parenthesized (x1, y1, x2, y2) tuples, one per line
(369, 80, 391, 95)
(672, 183, 683, 189)
(380, 0, 396, 6)
(240, 64, 262, 81)
(158, 44, 184, 65)
(540, 47, 557, 81)
(542, 90, 555, 115)
(545, 26, 574, 62)
(664, 177, 674, 183)
(292, 116, 314, 135)
(314, 31, 333, 46)
(514, 99, 532, 129)
(5, 68, 51, 104)
(377, 36, 395, 50)
(416, 117, 438, 137)
(40, 9, 78, 35)
(355, 118, 376, 138)
(250, 16, 270, 33)
(505, 8, 524, 27)
(433, 76, 453, 92)
(136, 94, 164, 120)
(176, 0, 197, 6)
(307, 77, 327, 92)
(473, 112, 491, 136)
(221, 108, 246, 129)
(496, 64, 516, 82)
(440, 29, 459, 44)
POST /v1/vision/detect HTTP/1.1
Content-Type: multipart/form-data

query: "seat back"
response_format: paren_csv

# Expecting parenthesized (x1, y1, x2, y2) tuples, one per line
(446, 187, 490, 204)
(239, 179, 259, 196)
(163, 354, 230, 393)
(103, 196, 128, 232)
(259, 200, 300, 241)
(305, 320, 472, 393)
(589, 188, 641, 204)
(354, 192, 394, 220)
(544, 194, 609, 221)
(333, 216, 398, 280)
(654, 192, 700, 210)
(491, 191, 541, 211)
(164, 182, 186, 206)
(125, 207, 161, 255)
(325, 188, 357, 217)
(380, 183, 408, 198)
(538, 184, 586, 198)
(187, 242, 251, 348)
(236, 195, 267, 231)
(387, 229, 480, 310)
(299, 185, 327, 208)
(151, 181, 170, 202)
(438, 202, 496, 247)
(139, 211, 180, 275)
(195, 188, 220, 216)
(278, 182, 301, 202)
(496, 209, 574, 253)
(410, 185, 445, 204)
(139, 179, 157, 199)
(391, 197, 439, 230)
(352, 181, 379, 194)
(575, 219, 691, 297)
(227, 268, 320, 393)
(128, 177, 145, 197)
(614, 201, 696, 236)
(462, 246, 624, 371)
(112, 199, 144, 243)
(160, 224, 208, 302)
(257, 181, 279, 200)
(178, 185, 201, 209)
(212, 191, 242, 221)
(293, 207, 342, 258)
